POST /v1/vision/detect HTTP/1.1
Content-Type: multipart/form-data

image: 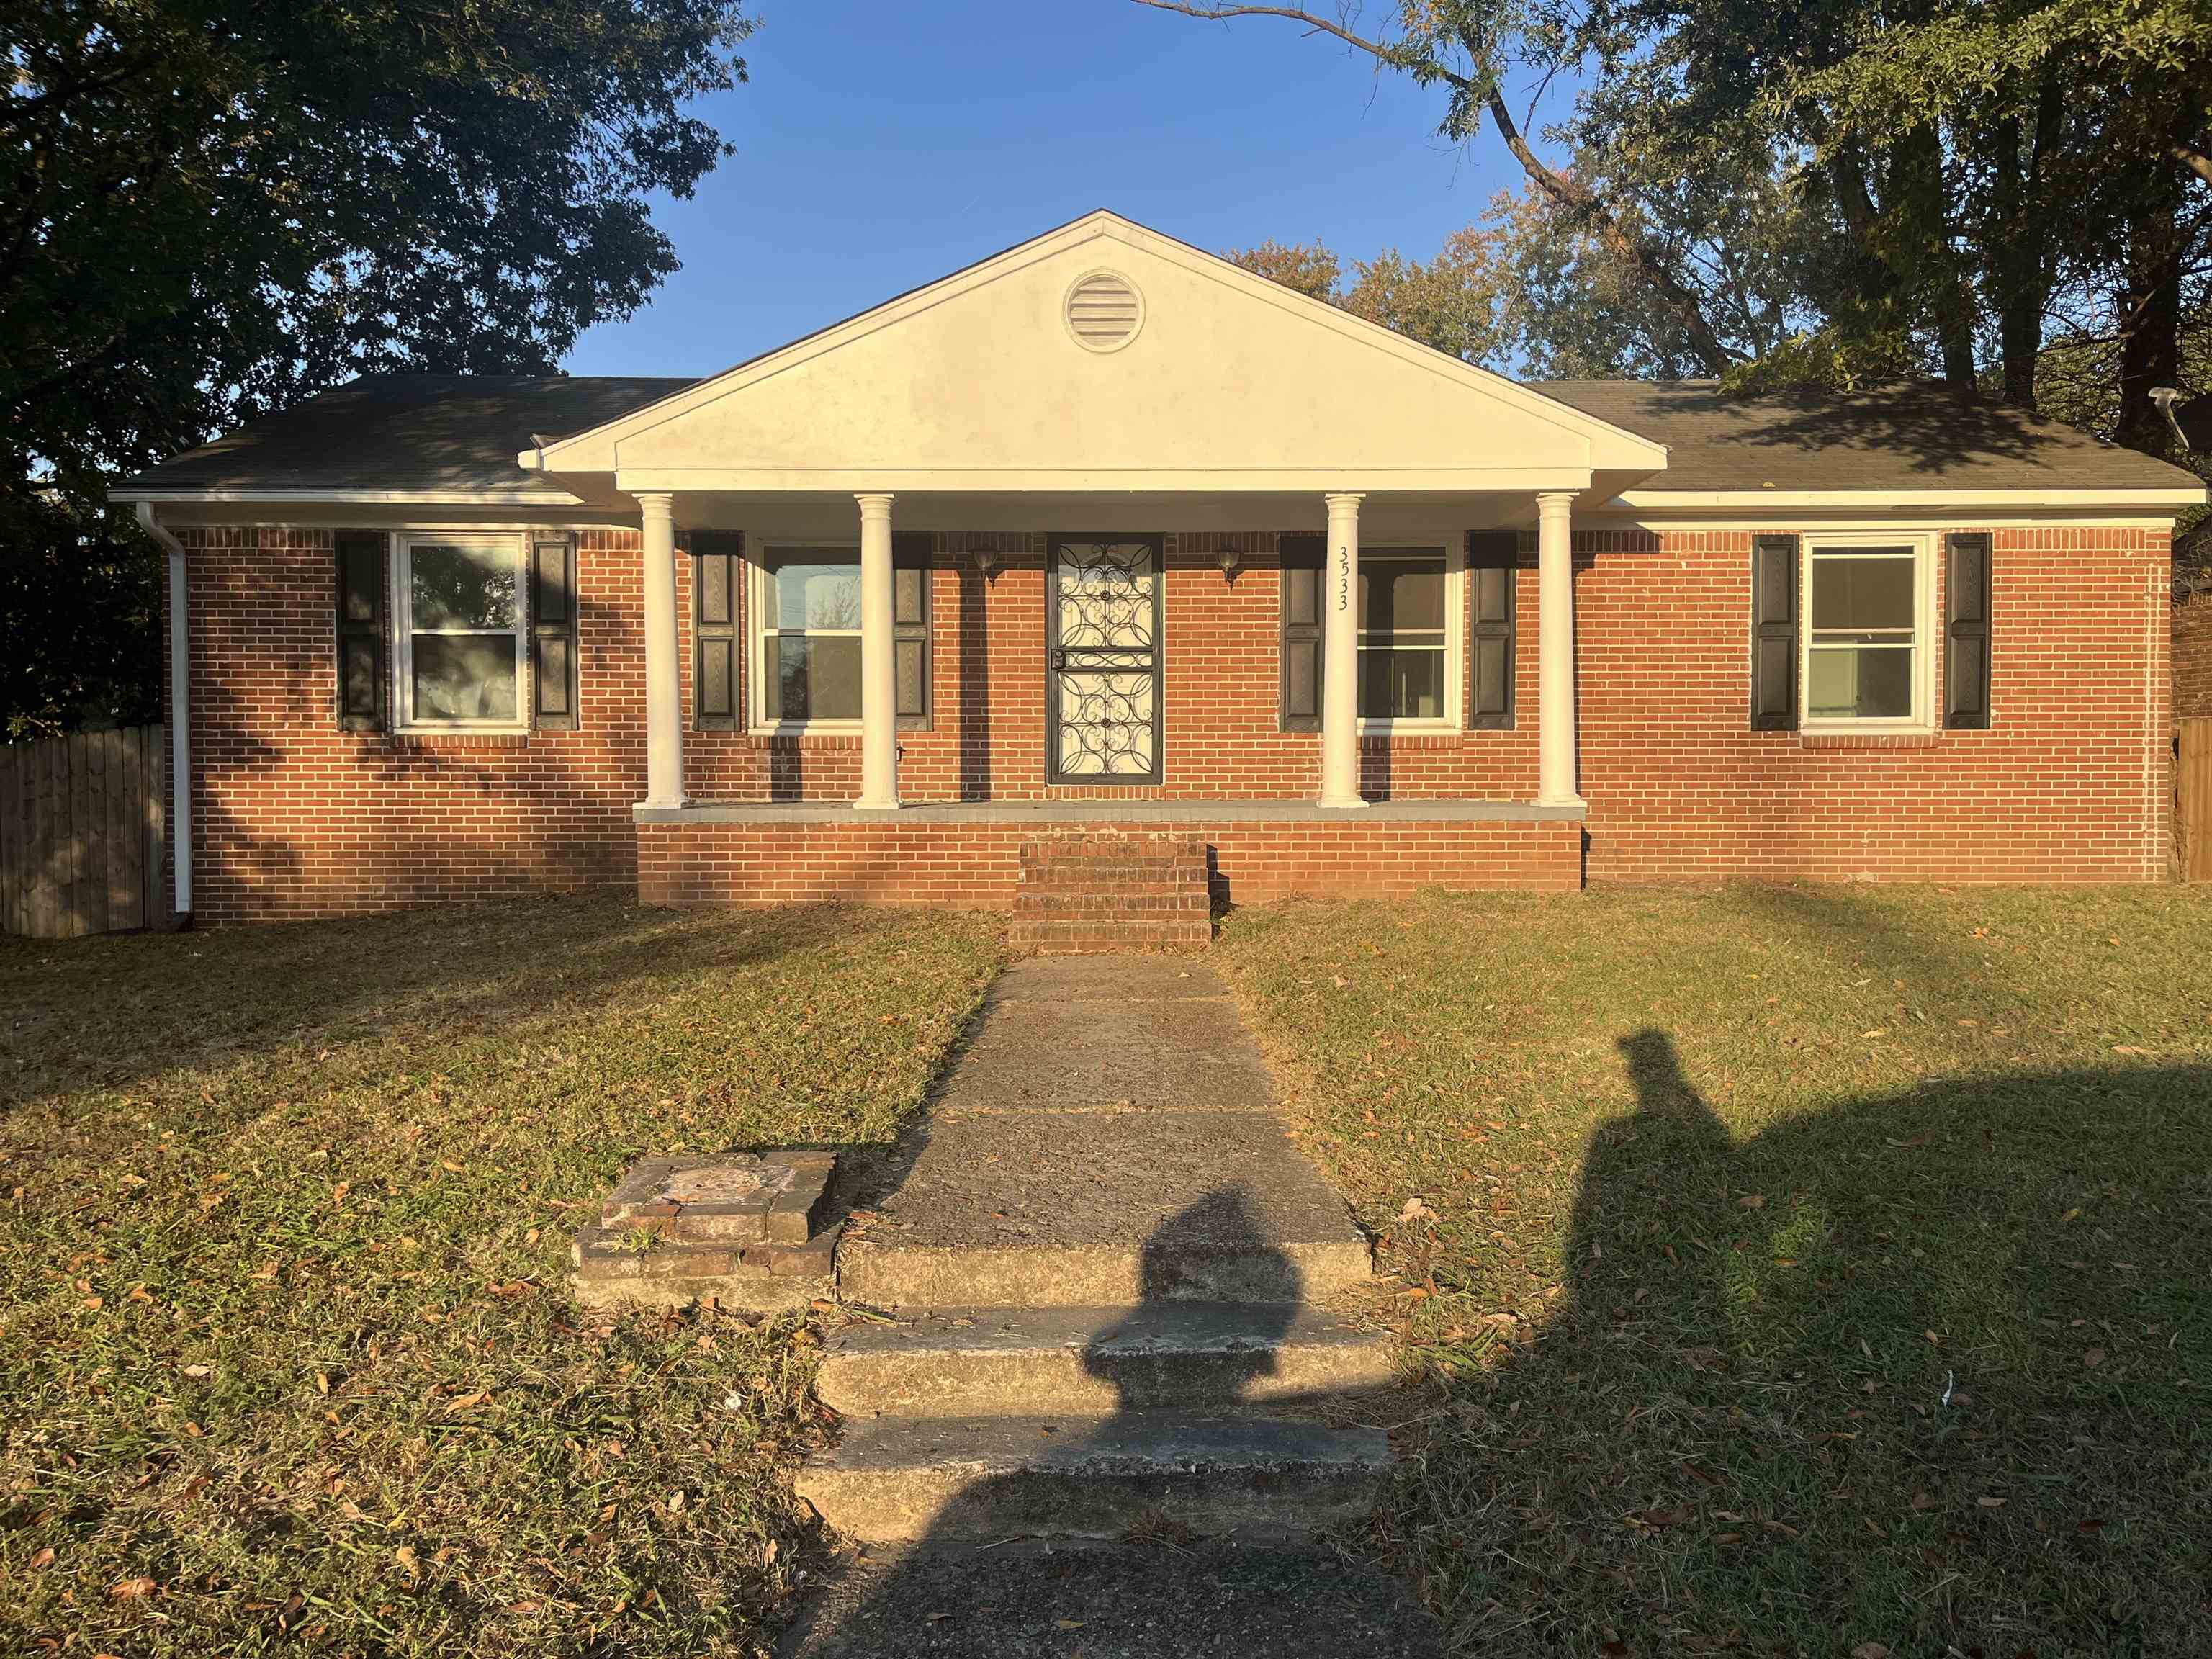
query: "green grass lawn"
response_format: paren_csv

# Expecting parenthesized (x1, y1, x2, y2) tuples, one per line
(0, 895, 1002, 1658)
(1218, 885, 2212, 1659)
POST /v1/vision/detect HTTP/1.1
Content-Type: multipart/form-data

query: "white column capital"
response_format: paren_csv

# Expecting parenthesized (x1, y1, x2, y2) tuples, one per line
(1323, 491, 1365, 513)
(1535, 488, 1578, 516)
(855, 491, 896, 518)
(634, 490, 675, 522)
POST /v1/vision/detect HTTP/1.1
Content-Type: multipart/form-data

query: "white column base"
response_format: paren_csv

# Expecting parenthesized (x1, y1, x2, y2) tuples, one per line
(1317, 793, 1372, 810)
(851, 799, 902, 812)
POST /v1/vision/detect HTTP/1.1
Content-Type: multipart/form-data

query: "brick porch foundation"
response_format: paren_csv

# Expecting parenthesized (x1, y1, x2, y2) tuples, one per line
(635, 811, 1584, 909)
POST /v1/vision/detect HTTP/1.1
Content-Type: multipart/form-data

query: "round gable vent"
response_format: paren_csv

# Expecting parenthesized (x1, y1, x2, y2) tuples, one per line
(1064, 270, 1144, 352)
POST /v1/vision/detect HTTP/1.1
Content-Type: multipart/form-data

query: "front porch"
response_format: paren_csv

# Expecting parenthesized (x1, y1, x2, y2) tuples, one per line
(624, 506, 1596, 914)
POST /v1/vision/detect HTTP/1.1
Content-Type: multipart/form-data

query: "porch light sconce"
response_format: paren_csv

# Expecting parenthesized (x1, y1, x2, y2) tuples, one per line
(1217, 545, 1244, 582)
(974, 547, 1004, 582)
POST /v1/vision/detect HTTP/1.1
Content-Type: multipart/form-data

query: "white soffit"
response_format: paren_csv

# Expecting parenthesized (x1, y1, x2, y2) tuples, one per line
(529, 211, 1670, 491)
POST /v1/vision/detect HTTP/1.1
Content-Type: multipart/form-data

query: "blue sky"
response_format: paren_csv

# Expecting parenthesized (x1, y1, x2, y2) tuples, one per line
(565, 1, 1556, 377)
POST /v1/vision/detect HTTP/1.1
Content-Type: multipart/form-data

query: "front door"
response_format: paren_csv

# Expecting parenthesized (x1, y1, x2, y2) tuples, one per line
(1046, 536, 1163, 784)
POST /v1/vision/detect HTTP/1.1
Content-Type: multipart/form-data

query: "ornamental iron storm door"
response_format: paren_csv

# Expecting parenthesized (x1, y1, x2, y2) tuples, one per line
(1046, 536, 1164, 784)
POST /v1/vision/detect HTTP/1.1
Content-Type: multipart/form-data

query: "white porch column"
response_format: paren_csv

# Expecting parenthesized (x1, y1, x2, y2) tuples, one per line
(637, 491, 685, 809)
(855, 492, 899, 811)
(1319, 491, 1367, 809)
(1536, 489, 1583, 808)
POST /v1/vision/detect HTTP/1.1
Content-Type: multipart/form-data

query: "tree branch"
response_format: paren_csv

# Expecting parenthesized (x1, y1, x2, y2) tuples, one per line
(1129, 0, 1740, 372)
(2172, 135, 2212, 186)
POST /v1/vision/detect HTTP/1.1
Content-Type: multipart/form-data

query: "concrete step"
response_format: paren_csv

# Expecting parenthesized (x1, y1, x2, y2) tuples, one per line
(795, 1411, 1391, 1544)
(817, 1303, 1395, 1418)
(837, 1112, 1372, 1309)
(781, 1539, 1444, 1657)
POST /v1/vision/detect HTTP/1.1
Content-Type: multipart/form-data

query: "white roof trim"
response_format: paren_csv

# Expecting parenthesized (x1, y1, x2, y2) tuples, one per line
(110, 487, 588, 507)
(525, 210, 1672, 476)
(1611, 486, 2206, 511)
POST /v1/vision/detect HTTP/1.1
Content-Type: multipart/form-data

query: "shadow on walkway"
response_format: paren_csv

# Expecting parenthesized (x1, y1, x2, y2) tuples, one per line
(785, 1190, 1438, 1656)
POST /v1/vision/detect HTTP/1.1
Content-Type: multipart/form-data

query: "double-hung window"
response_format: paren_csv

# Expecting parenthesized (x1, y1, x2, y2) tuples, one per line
(1802, 538, 1931, 727)
(1358, 547, 1453, 725)
(752, 546, 863, 727)
(392, 536, 527, 729)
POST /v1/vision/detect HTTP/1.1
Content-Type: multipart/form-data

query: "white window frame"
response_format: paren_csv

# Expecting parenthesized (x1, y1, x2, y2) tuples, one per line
(1355, 543, 1464, 734)
(390, 533, 529, 732)
(747, 542, 864, 735)
(1798, 533, 1937, 733)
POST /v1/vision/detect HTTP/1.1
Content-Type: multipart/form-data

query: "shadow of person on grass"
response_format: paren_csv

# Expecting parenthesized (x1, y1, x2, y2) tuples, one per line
(786, 1188, 1433, 1656)
(1396, 1028, 2210, 1658)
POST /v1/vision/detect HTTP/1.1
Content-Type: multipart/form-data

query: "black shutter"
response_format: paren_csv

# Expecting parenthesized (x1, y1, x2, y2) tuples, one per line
(894, 531, 932, 729)
(1280, 531, 1325, 732)
(334, 530, 387, 732)
(1944, 531, 1992, 729)
(692, 529, 742, 731)
(1467, 530, 1517, 729)
(1750, 533, 1799, 731)
(530, 531, 578, 730)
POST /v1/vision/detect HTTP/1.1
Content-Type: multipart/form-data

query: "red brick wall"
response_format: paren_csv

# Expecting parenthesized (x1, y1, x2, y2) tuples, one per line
(678, 532, 1540, 802)
(2175, 590, 2212, 721)
(176, 526, 648, 925)
(175, 516, 2170, 923)
(637, 817, 1583, 908)
(1577, 525, 2172, 884)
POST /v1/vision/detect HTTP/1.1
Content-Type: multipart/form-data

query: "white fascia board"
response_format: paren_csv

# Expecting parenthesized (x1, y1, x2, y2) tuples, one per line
(611, 466, 1598, 495)
(110, 486, 589, 507)
(1609, 486, 2206, 512)
(533, 210, 1671, 477)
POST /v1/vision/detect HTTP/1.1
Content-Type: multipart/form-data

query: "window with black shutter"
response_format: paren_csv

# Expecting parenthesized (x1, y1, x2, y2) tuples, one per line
(1279, 531, 1324, 732)
(894, 530, 932, 729)
(335, 530, 388, 732)
(531, 532, 578, 730)
(692, 529, 742, 730)
(1750, 534, 1800, 730)
(1467, 530, 1516, 729)
(1944, 532, 1992, 729)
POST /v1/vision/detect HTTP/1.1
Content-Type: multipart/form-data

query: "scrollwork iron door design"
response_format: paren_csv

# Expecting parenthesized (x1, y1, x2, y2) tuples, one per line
(1046, 537, 1163, 784)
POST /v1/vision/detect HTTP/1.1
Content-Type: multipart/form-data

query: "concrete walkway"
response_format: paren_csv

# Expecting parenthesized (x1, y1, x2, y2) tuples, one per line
(786, 958, 1439, 1657)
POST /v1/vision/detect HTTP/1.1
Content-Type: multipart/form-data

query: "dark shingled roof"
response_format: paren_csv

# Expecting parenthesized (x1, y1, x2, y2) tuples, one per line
(114, 371, 2202, 498)
(114, 374, 698, 495)
(1534, 379, 2201, 493)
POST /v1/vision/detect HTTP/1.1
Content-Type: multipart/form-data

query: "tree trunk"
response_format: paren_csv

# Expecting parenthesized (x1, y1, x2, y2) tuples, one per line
(2116, 189, 2185, 457)
(1993, 71, 2062, 409)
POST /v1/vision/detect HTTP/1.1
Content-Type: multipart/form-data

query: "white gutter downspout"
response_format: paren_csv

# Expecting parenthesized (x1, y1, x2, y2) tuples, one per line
(135, 502, 192, 921)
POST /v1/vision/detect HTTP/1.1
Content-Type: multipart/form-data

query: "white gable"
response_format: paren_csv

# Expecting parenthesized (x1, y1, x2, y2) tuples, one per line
(531, 212, 1668, 495)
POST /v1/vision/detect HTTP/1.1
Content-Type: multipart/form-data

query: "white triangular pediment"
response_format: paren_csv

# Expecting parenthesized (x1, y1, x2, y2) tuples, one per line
(534, 212, 1668, 494)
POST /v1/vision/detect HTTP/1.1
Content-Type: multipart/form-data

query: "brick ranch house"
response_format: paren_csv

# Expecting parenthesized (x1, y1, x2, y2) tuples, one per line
(112, 210, 2204, 929)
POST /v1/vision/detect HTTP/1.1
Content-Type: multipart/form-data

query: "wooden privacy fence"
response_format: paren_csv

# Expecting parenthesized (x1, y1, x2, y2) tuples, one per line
(2181, 719, 2212, 884)
(0, 726, 173, 938)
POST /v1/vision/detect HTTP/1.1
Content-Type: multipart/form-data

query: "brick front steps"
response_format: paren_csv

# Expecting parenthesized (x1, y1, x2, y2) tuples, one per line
(1011, 830, 1212, 952)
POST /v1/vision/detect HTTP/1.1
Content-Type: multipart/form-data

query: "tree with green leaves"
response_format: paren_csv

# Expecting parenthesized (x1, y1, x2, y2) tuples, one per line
(1, 0, 751, 735)
(1137, 0, 2212, 453)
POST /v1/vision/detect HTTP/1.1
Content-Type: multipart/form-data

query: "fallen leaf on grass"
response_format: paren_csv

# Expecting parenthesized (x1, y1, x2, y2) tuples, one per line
(29, 1547, 55, 1570)
(1737, 1192, 1766, 1209)
(109, 1577, 158, 1600)
(1851, 1644, 1890, 1659)
(1397, 1197, 1437, 1225)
